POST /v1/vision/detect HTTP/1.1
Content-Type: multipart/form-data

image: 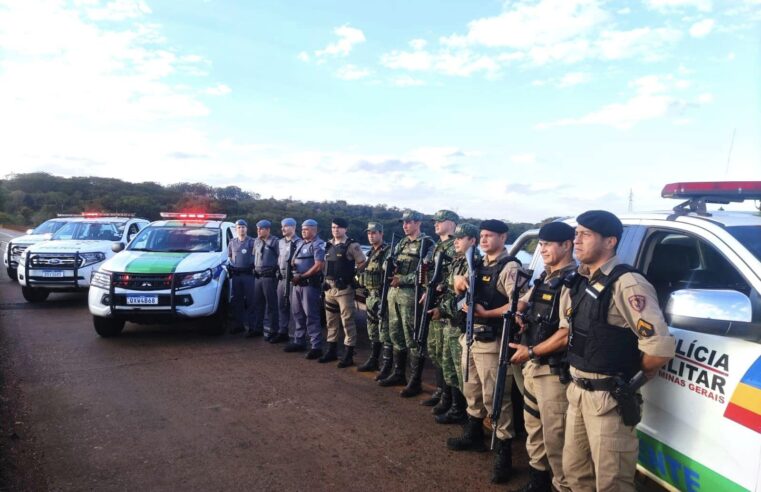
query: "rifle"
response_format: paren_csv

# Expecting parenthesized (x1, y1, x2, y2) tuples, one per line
(490, 267, 533, 450)
(463, 245, 477, 383)
(412, 236, 434, 340)
(415, 250, 445, 357)
(283, 241, 297, 309)
(377, 233, 397, 319)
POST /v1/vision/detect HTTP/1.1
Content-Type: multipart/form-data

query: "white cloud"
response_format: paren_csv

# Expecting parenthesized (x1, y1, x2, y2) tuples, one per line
(727, 51, 736, 61)
(205, 83, 231, 96)
(558, 72, 592, 87)
(381, 50, 433, 71)
(689, 19, 715, 37)
(391, 75, 425, 87)
(510, 153, 536, 165)
(409, 38, 427, 50)
(315, 25, 366, 58)
(595, 28, 682, 61)
(297, 51, 310, 62)
(644, 0, 712, 12)
(697, 92, 714, 103)
(335, 64, 371, 80)
(86, 0, 152, 21)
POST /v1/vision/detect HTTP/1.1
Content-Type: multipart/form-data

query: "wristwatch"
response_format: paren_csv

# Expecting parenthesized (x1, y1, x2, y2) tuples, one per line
(528, 346, 536, 361)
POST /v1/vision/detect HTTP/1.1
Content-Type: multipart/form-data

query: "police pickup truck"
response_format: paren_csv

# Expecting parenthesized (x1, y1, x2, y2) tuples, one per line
(17, 214, 149, 302)
(88, 213, 234, 337)
(509, 182, 761, 492)
(3, 217, 76, 280)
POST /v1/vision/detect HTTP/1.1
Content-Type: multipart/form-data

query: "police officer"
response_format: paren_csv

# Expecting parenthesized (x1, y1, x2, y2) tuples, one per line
(559, 210, 675, 492)
(420, 210, 458, 408)
(428, 222, 479, 425)
(274, 218, 300, 344)
(379, 210, 434, 397)
(507, 222, 577, 492)
(227, 219, 257, 335)
(320, 218, 367, 367)
(448, 219, 522, 484)
(283, 219, 326, 359)
(357, 221, 392, 375)
(252, 219, 280, 340)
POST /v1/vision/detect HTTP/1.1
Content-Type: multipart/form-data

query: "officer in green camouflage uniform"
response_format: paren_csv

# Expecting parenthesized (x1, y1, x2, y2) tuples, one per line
(379, 209, 434, 397)
(357, 221, 392, 375)
(420, 210, 458, 409)
(428, 223, 479, 424)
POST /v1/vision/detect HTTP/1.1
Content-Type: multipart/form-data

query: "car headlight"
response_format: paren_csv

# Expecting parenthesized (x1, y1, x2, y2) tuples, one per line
(91, 270, 111, 289)
(80, 252, 106, 267)
(18, 252, 27, 266)
(176, 269, 212, 290)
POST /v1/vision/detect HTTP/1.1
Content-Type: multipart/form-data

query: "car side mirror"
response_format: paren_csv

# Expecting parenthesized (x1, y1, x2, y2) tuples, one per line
(112, 242, 125, 253)
(666, 289, 752, 324)
(26, 229, 33, 235)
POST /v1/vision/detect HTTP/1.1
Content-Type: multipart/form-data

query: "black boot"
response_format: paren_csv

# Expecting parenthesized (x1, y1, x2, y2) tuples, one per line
(374, 345, 393, 381)
(318, 342, 338, 363)
(517, 466, 552, 492)
(446, 416, 487, 452)
(337, 346, 354, 368)
(421, 368, 445, 406)
(283, 341, 306, 352)
(436, 386, 468, 424)
(378, 350, 407, 387)
(432, 385, 452, 416)
(305, 347, 322, 360)
(400, 355, 425, 398)
(491, 438, 513, 484)
(357, 342, 382, 372)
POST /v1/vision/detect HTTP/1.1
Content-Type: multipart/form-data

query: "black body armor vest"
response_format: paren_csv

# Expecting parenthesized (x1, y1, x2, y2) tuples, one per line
(325, 239, 356, 283)
(567, 264, 641, 379)
(524, 271, 567, 362)
(473, 255, 519, 329)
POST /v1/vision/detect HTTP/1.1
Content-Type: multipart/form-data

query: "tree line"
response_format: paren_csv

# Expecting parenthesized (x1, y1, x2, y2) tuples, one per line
(0, 173, 539, 244)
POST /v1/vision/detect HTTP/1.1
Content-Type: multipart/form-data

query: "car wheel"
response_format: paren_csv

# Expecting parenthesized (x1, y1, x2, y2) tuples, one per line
(21, 286, 49, 303)
(202, 286, 228, 336)
(93, 316, 125, 337)
(6, 268, 17, 281)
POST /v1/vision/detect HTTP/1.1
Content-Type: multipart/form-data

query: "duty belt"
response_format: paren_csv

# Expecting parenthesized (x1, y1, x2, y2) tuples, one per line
(572, 376, 617, 392)
(255, 268, 278, 278)
(229, 267, 253, 277)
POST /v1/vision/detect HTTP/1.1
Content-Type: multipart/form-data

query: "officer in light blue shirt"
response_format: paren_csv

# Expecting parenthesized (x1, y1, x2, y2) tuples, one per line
(252, 219, 280, 340)
(227, 219, 256, 335)
(273, 218, 301, 344)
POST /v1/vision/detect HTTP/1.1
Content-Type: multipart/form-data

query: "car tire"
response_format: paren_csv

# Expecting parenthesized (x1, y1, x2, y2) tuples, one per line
(202, 286, 228, 336)
(93, 316, 125, 337)
(6, 268, 17, 281)
(21, 286, 49, 303)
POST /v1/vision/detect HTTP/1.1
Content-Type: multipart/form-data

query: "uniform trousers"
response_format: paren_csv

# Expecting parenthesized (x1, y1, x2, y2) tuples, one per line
(387, 286, 419, 357)
(253, 274, 278, 335)
(230, 273, 256, 329)
(324, 285, 358, 347)
(291, 284, 324, 349)
(364, 290, 390, 345)
(276, 278, 291, 336)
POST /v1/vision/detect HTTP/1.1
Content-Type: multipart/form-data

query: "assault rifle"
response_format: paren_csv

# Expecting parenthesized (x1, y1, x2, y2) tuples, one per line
(377, 233, 397, 319)
(490, 267, 533, 450)
(412, 237, 434, 340)
(415, 250, 445, 357)
(283, 241, 297, 309)
(463, 244, 477, 383)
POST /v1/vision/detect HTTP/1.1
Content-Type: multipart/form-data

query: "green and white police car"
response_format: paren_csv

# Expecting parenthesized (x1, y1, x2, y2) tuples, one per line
(4, 216, 77, 280)
(510, 182, 761, 492)
(88, 213, 234, 337)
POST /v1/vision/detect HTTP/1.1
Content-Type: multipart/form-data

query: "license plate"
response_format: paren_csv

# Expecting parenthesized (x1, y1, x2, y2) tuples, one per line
(40, 270, 65, 278)
(126, 295, 159, 305)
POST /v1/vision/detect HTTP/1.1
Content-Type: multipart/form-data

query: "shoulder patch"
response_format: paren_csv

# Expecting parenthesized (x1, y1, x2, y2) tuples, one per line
(628, 294, 646, 312)
(636, 319, 655, 338)
(565, 307, 573, 317)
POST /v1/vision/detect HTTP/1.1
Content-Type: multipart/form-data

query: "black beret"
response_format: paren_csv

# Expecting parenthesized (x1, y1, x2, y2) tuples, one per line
(480, 219, 509, 234)
(332, 217, 348, 228)
(576, 210, 623, 240)
(538, 222, 575, 243)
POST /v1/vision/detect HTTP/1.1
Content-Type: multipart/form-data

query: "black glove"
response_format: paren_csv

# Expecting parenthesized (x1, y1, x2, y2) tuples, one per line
(322, 281, 330, 291)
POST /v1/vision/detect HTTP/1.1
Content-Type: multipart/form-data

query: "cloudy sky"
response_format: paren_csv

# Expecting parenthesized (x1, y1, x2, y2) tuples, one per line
(0, 0, 759, 221)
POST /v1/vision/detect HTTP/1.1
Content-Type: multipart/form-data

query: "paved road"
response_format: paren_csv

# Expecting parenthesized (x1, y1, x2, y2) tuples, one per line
(0, 229, 532, 491)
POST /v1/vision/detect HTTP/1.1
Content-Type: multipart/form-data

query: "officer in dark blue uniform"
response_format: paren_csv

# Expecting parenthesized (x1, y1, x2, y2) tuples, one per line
(227, 219, 257, 335)
(253, 219, 280, 340)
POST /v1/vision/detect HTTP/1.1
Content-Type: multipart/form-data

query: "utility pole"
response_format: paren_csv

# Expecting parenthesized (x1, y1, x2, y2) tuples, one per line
(628, 188, 633, 213)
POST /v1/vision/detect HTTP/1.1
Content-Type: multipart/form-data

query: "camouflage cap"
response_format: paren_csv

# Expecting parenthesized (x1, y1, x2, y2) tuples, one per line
(365, 221, 384, 233)
(398, 209, 423, 222)
(432, 209, 459, 223)
(453, 223, 479, 239)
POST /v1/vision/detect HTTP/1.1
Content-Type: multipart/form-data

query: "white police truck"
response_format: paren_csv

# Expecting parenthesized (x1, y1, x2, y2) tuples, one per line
(88, 213, 234, 337)
(509, 182, 761, 492)
(3, 217, 77, 281)
(18, 214, 149, 302)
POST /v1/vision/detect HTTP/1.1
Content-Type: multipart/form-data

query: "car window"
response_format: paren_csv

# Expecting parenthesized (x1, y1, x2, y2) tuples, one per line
(128, 226, 221, 252)
(52, 221, 123, 241)
(32, 220, 67, 235)
(225, 226, 233, 247)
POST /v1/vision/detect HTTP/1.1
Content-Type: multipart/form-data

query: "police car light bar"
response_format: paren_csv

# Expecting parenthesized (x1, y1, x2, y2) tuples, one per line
(56, 212, 136, 218)
(662, 181, 761, 201)
(160, 212, 227, 220)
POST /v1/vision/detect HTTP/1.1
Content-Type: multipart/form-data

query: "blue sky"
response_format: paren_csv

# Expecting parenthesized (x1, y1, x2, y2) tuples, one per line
(0, 0, 759, 221)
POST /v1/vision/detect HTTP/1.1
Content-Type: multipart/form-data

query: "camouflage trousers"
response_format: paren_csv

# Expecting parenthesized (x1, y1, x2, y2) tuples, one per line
(426, 319, 445, 368)
(387, 286, 418, 357)
(364, 289, 390, 345)
(442, 322, 463, 390)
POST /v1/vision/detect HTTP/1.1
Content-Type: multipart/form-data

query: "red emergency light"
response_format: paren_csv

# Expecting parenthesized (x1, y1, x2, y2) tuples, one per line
(662, 181, 761, 201)
(160, 212, 227, 220)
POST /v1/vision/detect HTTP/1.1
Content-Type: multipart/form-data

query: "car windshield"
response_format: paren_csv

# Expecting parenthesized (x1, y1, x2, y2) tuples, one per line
(52, 221, 125, 241)
(726, 225, 761, 263)
(32, 220, 68, 235)
(128, 226, 221, 253)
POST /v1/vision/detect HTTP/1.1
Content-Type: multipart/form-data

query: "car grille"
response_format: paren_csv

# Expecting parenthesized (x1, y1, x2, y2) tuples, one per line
(112, 273, 174, 291)
(29, 254, 82, 269)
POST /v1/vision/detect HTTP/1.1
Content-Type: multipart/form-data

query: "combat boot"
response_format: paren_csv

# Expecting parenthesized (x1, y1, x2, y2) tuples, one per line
(283, 341, 306, 352)
(337, 346, 354, 368)
(400, 355, 425, 398)
(318, 342, 338, 363)
(491, 438, 513, 484)
(421, 368, 445, 406)
(305, 347, 322, 360)
(446, 416, 487, 452)
(432, 385, 452, 416)
(374, 345, 393, 381)
(379, 349, 407, 387)
(357, 342, 382, 372)
(517, 466, 551, 492)
(436, 386, 467, 424)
